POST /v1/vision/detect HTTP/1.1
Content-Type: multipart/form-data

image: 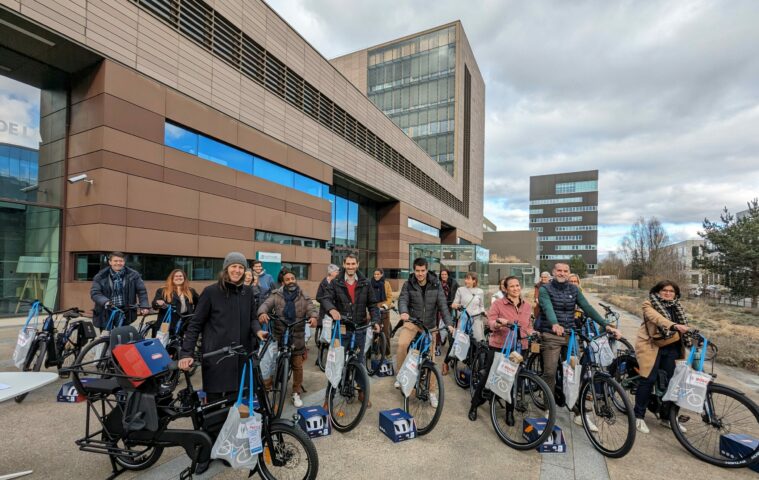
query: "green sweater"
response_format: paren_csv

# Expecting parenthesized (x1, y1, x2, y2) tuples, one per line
(539, 287, 607, 327)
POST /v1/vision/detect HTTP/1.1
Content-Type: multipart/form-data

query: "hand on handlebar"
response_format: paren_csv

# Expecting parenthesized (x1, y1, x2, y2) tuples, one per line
(155, 300, 166, 307)
(672, 324, 689, 334)
(178, 357, 194, 371)
(139, 308, 151, 315)
(447, 325, 455, 336)
(400, 312, 410, 322)
(309, 317, 317, 328)
(551, 324, 565, 336)
(257, 330, 268, 341)
(329, 309, 341, 321)
(258, 313, 270, 324)
(605, 326, 623, 339)
(373, 323, 381, 333)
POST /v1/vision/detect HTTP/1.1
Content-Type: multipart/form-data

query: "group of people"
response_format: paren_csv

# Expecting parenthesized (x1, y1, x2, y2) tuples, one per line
(89, 251, 692, 452)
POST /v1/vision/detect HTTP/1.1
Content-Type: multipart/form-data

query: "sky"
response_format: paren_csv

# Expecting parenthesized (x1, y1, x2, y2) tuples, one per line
(266, 0, 759, 258)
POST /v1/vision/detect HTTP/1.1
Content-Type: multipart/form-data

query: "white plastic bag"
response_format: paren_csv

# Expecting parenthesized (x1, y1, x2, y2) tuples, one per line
(397, 347, 421, 397)
(671, 342, 712, 414)
(325, 320, 344, 389)
(320, 316, 333, 344)
(562, 330, 582, 409)
(590, 335, 614, 367)
(211, 360, 259, 469)
(471, 316, 485, 343)
(304, 324, 312, 343)
(259, 340, 278, 381)
(451, 329, 470, 362)
(364, 327, 374, 355)
(12, 302, 39, 369)
(664, 346, 695, 402)
(486, 326, 519, 402)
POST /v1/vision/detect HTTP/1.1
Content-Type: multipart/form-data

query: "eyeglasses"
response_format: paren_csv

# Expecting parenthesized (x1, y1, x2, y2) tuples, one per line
(660, 289, 676, 294)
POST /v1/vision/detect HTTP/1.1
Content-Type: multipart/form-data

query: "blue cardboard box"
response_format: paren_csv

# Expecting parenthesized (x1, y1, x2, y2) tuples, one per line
(720, 434, 759, 472)
(297, 406, 331, 438)
(523, 418, 567, 453)
(57, 378, 95, 402)
(371, 359, 395, 377)
(379, 408, 416, 443)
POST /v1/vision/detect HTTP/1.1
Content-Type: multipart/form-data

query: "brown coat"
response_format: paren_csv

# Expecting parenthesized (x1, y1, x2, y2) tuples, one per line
(257, 287, 318, 355)
(635, 300, 686, 378)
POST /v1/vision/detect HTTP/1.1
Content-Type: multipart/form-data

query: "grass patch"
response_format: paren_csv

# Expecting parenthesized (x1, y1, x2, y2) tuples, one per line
(590, 286, 759, 373)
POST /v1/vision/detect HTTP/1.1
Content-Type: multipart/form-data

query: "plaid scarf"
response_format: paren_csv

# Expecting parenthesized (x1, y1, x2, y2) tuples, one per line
(648, 292, 688, 325)
(110, 268, 126, 308)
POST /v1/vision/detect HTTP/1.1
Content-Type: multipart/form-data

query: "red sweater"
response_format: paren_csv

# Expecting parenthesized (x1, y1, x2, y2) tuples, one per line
(487, 297, 534, 350)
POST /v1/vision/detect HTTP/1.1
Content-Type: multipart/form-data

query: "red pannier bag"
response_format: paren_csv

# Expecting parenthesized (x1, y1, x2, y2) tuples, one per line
(112, 339, 172, 387)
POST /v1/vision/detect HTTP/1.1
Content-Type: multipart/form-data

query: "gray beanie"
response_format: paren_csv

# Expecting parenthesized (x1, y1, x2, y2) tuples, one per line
(223, 252, 248, 270)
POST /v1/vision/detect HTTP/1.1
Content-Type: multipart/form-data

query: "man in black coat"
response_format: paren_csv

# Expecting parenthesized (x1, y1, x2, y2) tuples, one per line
(319, 254, 380, 357)
(179, 252, 266, 399)
(89, 252, 150, 330)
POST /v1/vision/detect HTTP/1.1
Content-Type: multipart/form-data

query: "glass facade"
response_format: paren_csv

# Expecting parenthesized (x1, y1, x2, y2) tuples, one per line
(164, 122, 328, 199)
(74, 253, 225, 282)
(407, 217, 440, 237)
(409, 243, 489, 285)
(324, 185, 378, 276)
(255, 230, 327, 249)
(367, 26, 457, 174)
(0, 75, 64, 316)
(555, 180, 598, 194)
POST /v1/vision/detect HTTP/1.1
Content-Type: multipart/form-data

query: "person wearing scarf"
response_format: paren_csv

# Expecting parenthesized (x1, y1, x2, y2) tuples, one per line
(258, 269, 318, 408)
(634, 280, 691, 434)
(371, 269, 394, 355)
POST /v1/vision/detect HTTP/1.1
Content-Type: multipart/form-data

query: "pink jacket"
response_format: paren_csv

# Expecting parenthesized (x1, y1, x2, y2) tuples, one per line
(487, 297, 534, 350)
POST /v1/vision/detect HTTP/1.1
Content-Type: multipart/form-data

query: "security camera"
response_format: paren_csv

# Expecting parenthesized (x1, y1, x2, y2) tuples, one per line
(68, 173, 93, 185)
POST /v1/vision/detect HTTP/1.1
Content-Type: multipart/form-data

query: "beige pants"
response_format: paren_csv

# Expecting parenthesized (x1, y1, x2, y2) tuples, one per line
(396, 322, 438, 391)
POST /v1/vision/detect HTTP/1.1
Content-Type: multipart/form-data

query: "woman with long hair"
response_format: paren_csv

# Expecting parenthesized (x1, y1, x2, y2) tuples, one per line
(151, 269, 199, 337)
(371, 268, 394, 355)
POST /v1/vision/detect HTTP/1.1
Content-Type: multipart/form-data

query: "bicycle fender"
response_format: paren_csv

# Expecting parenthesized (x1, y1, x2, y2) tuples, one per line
(709, 382, 746, 398)
(270, 418, 297, 429)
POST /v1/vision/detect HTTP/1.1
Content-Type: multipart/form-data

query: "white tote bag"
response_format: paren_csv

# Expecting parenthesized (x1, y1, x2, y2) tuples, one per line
(397, 335, 423, 398)
(12, 302, 40, 370)
(590, 335, 614, 367)
(486, 326, 519, 402)
(664, 346, 696, 402)
(364, 327, 374, 355)
(211, 360, 259, 469)
(562, 330, 582, 409)
(676, 340, 712, 414)
(325, 320, 345, 389)
(451, 313, 471, 361)
(320, 316, 333, 344)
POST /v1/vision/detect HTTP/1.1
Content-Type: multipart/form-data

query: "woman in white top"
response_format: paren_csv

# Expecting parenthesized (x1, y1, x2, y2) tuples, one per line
(451, 271, 486, 341)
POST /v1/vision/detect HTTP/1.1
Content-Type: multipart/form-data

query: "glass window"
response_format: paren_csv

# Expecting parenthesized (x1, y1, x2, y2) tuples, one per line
(294, 175, 322, 198)
(555, 180, 598, 194)
(198, 136, 253, 174)
(334, 195, 348, 246)
(164, 123, 198, 154)
(282, 262, 309, 280)
(254, 157, 294, 188)
(407, 217, 440, 237)
(347, 199, 358, 247)
(255, 230, 327, 249)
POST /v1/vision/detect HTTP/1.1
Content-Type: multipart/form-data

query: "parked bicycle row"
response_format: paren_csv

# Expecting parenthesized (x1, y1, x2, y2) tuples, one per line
(9, 253, 759, 479)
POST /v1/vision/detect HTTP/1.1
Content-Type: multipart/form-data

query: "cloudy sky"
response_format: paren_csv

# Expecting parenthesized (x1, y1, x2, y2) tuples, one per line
(267, 0, 759, 257)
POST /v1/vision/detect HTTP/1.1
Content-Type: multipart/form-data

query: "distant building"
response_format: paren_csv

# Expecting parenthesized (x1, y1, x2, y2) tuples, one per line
(529, 170, 599, 273)
(666, 239, 719, 289)
(483, 216, 497, 232)
(736, 209, 750, 220)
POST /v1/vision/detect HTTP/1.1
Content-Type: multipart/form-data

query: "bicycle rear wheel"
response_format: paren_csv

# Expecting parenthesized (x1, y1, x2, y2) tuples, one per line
(452, 358, 471, 389)
(328, 362, 370, 432)
(365, 333, 387, 376)
(113, 442, 164, 471)
(670, 383, 759, 468)
(15, 340, 47, 403)
(579, 374, 636, 458)
(404, 364, 444, 436)
(258, 423, 319, 480)
(607, 354, 639, 412)
(491, 370, 556, 450)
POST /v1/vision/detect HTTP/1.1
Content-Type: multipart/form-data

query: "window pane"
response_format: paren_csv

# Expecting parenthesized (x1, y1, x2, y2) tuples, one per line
(198, 136, 253, 174)
(294, 175, 322, 198)
(347, 200, 358, 247)
(334, 196, 348, 246)
(165, 123, 198, 154)
(254, 157, 294, 188)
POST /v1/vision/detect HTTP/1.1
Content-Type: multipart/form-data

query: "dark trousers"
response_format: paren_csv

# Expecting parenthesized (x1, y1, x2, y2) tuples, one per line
(470, 346, 498, 410)
(634, 344, 679, 419)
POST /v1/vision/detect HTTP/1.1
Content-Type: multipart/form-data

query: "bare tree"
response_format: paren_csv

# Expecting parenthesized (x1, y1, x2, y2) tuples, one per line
(598, 252, 626, 277)
(620, 217, 684, 285)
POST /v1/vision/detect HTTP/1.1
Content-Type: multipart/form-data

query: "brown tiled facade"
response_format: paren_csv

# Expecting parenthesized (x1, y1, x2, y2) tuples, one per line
(0, 0, 484, 306)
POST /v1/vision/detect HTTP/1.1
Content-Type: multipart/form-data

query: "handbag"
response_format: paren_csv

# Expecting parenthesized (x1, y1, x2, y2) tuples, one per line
(486, 325, 519, 402)
(211, 360, 260, 469)
(562, 330, 582, 409)
(12, 301, 40, 369)
(652, 330, 681, 348)
(156, 305, 172, 347)
(397, 335, 424, 397)
(325, 320, 344, 389)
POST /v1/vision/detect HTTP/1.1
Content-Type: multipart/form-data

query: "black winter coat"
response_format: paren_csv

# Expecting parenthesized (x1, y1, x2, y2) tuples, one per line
(316, 277, 330, 326)
(319, 270, 379, 326)
(151, 287, 199, 334)
(180, 282, 261, 394)
(398, 272, 453, 330)
(90, 266, 149, 328)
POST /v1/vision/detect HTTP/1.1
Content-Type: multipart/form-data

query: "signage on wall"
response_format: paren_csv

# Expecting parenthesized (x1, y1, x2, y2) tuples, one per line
(257, 252, 281, 263)
(0, 119, 40, 149)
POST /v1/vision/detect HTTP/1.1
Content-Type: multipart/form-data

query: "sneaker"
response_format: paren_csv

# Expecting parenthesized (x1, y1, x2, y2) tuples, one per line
(636, 419, 650, 434)
(429, 393, 439, 408)
(574, 414, 599, 433)
(292, 393, 303, 408)
(394, 380, 401, 389)
(660, 419, 687, 433)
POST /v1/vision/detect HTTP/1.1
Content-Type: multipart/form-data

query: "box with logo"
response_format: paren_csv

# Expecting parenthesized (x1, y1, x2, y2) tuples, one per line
(297, 406, 331, 438)
(371, 359, 395, 377)
(379, 408, 416, 443)
(719, 434, 759, 472)
(57, 378, 94, 402)
(112, 339, 172, 387)
(523, 418, 567, 453)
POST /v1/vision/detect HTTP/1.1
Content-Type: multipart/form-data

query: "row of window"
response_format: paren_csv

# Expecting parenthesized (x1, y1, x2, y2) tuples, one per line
(402, 119, 454, 139)
(530, 227, 543, 233)
(538, 235, 583, 241)
(368, 45, 456, 94)
(555, 180, 597, 194)
(555, 245, 597, 251)
(530, 196, 583, 206)
(529, 209, 543, 214)
(255, 231, 327, 249)
(74, 253, 309, 282)
(368, 26, 456, 66)
(369, 76, 455, 117)
(556, 206, 597, 213)
(539, 254, 573, 260)
(556, 225, 597, 232)
(165, 123, 329, 199)
(530, 216, 583, 223)
(407, 217, 440, 237)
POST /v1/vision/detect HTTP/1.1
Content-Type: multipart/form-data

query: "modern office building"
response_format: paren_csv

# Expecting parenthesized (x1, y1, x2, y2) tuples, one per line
(529, 170, 598, 273)
(483, 216, 497, 233)
(483, 230, 539, 267)
(0, 1, 484, 315)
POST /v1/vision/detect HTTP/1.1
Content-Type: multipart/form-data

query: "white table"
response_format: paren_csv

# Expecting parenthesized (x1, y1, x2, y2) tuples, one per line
(0, 372, 60, 479)
(0, 372, 59, 403)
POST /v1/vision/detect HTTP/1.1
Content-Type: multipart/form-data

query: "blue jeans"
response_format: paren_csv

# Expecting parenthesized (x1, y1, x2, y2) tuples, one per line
(634, 344, 679, 419)
(341, 329, 368, 358)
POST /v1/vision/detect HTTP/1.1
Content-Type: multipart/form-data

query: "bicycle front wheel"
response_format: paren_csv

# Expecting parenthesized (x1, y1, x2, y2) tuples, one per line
(404, 364, 444, 436)
(316, 342, 328, 373)
(258, 423, 319, 480)
(328, 362, 370, 432)
(270, 359, 290, 419)
(670, 383, 759, 468)
(491, 370, 556, 450)
(579, 374, 636, 458)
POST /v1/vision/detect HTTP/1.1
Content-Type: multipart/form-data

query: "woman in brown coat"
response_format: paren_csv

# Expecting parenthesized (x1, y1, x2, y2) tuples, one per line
(634, 280, 690, 434)
(257, 269, 318, 408)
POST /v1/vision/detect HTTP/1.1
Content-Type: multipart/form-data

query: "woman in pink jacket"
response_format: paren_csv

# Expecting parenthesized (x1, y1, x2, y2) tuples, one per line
(468, 276, 533, 421)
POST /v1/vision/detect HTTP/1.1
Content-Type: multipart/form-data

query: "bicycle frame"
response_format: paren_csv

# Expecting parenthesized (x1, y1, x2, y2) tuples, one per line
(336, 316, 371, 395)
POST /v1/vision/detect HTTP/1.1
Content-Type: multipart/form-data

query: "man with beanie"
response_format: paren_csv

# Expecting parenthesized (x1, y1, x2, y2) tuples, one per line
(257, 269, 318, 408)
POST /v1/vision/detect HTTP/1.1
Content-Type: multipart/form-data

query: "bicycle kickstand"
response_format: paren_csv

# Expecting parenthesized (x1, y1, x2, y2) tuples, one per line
(105, 455, 128, 480)
(179, 444, 202, 480)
